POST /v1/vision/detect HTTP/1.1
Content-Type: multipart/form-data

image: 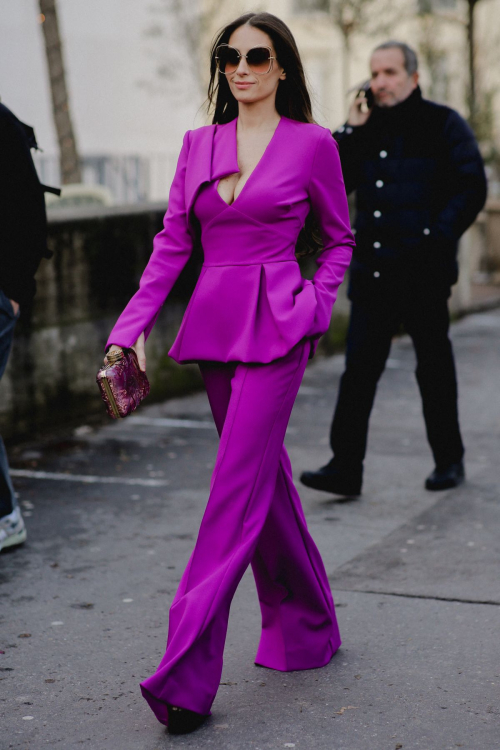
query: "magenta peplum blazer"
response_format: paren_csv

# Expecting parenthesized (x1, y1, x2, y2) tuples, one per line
(106, 116, 355, 363)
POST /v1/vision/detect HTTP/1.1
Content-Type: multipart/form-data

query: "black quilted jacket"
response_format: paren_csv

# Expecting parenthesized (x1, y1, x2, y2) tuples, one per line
(333, 87, 487, 295)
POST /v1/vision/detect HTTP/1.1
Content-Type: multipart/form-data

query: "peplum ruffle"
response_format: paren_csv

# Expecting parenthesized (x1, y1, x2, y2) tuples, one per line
(168, 260, 318, 364)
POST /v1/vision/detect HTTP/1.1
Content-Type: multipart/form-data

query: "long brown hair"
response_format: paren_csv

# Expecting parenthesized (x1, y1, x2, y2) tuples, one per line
(207, 12, 322, 257)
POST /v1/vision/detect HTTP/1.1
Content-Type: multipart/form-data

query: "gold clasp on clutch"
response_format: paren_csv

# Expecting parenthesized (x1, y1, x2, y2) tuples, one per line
(106, 349, 125, 365)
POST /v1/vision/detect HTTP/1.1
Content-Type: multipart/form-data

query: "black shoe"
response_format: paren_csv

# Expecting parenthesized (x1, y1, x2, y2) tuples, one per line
(166, 704, 209, 735)
(425, 461, 465, 491)
(300, 459, 362, 496)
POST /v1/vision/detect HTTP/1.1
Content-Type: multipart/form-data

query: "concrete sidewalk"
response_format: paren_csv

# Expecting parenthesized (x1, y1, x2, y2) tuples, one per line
(1, 310, 499, 750)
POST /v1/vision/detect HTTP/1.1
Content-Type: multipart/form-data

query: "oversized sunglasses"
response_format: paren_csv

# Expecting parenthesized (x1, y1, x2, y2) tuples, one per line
(215, 44, 276, 76)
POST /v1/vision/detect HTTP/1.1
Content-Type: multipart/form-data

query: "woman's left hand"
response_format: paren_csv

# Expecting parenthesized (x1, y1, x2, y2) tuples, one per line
(132, 331, 146, 372)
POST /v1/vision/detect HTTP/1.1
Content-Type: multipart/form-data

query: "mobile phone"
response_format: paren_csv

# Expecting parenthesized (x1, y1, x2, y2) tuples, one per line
(357, 80, 374, 109)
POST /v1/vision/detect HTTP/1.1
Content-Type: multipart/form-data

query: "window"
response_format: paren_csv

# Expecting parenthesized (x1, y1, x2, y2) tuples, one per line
(293, 0, 330, 13)
(417, 0, 457, 13)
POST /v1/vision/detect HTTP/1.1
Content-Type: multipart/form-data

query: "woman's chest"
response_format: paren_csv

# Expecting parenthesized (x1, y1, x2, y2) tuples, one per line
(217, 130, 284, 206)
(203, 122, 318, 225)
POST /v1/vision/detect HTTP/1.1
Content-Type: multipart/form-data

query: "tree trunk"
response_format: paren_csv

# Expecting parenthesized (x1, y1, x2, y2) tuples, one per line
(39, 0, 81, 184)
(341, 31, 351, 113)
(467, 0, 478, 130)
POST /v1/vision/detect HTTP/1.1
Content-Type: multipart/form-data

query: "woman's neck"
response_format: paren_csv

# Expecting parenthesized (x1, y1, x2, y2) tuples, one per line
(236, 100, 281, 132)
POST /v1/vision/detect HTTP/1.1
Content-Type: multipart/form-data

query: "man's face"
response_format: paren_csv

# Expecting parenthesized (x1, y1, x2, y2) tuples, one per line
(369, 48, 419, 108)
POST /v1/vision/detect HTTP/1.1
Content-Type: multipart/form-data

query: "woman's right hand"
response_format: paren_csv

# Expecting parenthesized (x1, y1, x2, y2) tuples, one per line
(104, 332, 146, 372)
(131, 332, 146, 372)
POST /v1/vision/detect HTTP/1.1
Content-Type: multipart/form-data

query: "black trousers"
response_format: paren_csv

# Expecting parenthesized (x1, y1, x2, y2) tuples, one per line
(330, 286, 464, 472)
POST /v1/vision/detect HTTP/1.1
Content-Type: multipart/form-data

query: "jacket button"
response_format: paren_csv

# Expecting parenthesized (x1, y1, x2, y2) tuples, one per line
(380, 150, 388, 158)
(423, 228, 430, 235)
(373, 241, 381, 248)
(374, 271, 381, 278)
(338, 126, 345, 133)
(376, 180, 384, 188)
(346, 127, 353, 134)
(374, 210, 381, 217)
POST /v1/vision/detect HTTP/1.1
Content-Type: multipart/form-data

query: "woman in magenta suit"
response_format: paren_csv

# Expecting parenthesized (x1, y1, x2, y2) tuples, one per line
(105, 12, 355, 735)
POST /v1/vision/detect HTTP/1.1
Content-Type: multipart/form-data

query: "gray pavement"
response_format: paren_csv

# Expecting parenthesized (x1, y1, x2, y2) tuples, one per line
(1, 309, 500, 750)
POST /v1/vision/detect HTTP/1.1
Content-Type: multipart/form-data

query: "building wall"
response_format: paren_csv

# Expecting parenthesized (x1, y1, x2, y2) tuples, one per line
(0, 0, 200, 199)
(2, 0, 498, 199)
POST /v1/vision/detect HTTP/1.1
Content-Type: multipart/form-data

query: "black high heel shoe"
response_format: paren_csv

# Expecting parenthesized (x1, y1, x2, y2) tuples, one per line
(166, 703, 209, 735)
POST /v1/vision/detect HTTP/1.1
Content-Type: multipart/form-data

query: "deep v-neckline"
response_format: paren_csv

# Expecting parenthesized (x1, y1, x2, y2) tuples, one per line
(216, 116, 283, 207)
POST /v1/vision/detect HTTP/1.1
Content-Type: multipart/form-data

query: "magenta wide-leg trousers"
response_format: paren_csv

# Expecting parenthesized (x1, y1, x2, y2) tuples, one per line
(140, 342, 341, 723)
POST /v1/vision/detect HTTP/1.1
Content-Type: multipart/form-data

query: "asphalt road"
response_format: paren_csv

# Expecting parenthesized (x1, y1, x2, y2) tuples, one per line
(2, 309, 499, 750)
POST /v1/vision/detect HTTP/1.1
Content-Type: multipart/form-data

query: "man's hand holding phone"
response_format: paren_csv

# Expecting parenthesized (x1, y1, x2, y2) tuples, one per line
(347, 82, 374, 127)
(9, 299, 19, 316)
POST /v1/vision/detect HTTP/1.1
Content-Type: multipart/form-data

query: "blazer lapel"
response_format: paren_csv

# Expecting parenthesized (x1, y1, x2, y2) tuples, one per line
(184, 119, 239, 231)
(210, 118, 239, 182)
(184, 125, 214, 225)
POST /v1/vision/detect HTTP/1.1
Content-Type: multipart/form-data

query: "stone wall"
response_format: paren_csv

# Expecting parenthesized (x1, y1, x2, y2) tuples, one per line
(0, 204, 203, 441)
(0, 201, 496, 441)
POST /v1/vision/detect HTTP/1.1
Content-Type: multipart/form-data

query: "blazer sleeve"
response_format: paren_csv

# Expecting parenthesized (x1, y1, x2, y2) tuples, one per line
(106, 130, 193, 349)
(307, 129, 355, 341)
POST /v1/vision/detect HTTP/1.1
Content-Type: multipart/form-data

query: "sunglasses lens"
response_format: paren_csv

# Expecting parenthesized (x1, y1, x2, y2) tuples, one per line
(217, 46, 240, 74)
(247, 47, 272, 73)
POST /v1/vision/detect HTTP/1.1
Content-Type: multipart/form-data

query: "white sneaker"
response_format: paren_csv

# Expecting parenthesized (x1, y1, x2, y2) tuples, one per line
(0, 507, 27, 551)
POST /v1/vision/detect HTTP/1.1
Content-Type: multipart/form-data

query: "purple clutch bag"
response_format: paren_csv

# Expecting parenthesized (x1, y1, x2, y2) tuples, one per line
(96, 348, 150, 419)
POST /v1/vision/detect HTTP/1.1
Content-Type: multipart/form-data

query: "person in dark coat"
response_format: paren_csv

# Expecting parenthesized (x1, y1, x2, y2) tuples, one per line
(300, 41, 487, 496)
(0, 100, 52, 551)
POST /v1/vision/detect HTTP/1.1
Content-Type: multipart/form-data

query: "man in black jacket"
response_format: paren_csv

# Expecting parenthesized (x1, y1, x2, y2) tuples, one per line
(301, 41, 487, 496)
(0, 101, 52, 551)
